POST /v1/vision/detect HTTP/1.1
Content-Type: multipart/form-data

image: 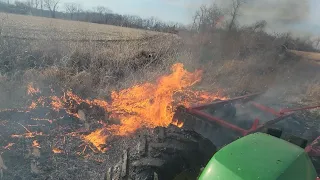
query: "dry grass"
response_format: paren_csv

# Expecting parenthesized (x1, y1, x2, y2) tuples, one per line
(0, 19, 180, 108)
(288, 50, 320, 64)
(0, 12, 319, 108)
(0, 12, 159, 40)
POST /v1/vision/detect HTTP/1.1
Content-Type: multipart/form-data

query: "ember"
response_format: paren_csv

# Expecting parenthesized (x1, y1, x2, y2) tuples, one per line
(32, 140, 41, 148)
(52, 148, 62, 154)
(11, 132, 43, 138)
(171, 119, 184, 128)
(3, 143, 15, 150)
(83, 128, 108, 153)
(27, 83, 40, 96)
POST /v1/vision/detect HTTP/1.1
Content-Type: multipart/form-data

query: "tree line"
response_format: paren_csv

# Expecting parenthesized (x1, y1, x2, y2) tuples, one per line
(0, 0, 184, 33)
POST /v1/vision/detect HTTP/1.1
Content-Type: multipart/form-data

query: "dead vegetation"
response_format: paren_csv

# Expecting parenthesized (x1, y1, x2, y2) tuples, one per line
(0, 28, 180, 109)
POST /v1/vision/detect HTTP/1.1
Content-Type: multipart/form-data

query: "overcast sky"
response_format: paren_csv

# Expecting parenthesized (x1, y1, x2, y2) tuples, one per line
(58, 0, 207, 23)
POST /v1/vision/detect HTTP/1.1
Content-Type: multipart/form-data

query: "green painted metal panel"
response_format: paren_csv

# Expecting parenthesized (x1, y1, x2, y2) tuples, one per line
(199, 133, 317, 180)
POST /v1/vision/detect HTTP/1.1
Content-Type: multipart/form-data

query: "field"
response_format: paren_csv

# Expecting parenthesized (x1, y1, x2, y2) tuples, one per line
(288, 50, 320, 65)
(0, 13, 159, 41)
(0, 13, 319, 179)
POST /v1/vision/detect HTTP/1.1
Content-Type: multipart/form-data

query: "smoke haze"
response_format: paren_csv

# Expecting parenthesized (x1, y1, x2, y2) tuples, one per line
(214, 0, 314, 36)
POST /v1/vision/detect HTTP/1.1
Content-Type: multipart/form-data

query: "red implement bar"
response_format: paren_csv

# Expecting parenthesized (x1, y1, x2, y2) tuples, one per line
(189, 107, 292, 136)
(187, 92, 320, 137)
(188, 108, 248, 136)
(280, 105, 320, 115)
(191, 92, 261, 110)
(251, 102, 282, 116)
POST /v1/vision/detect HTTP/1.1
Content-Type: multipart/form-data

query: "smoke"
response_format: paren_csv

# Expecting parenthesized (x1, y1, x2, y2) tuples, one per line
(214, 0, 312, 35)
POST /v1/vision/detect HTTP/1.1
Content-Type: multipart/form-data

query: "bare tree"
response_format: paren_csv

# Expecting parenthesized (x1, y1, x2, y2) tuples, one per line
(39, 0, 43, 14)
(26, 0, 33, 8)
(192, 4, 223, 32)
(313, 37, 320, 49)
(25, 0, 39, 11)
(95, 6, 112, 15)
(228, 0, 246, 31)
(34, 0, 39, 9)
(93, 6, 112, 23)
(43, 0, 60, 18)
(65, 2, 78, 19)
(76, 4, 82, 16)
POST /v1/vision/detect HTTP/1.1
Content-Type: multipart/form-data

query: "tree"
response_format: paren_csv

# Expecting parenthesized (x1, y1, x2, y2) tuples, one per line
(14, 1, 31, 14)
(313, 37, 320, 49)
(95, 6, 111, 15)
(65, 2, 78, 19)
(192, 4, 223, 32)
(25, 0, 40, 14)
(43, 0, 59, 18)
(228, 0, 246, 31)
(34, 0, 39, 9)
(39, 0, 43, 15)
(93, 6, 112, 23)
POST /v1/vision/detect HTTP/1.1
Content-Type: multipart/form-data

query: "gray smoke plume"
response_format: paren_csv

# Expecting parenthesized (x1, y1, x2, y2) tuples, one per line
(240, 0, 309, 24)
(213, 0, 311, 35)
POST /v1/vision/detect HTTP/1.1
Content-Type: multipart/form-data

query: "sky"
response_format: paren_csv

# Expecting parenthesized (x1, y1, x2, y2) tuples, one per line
(58, 0, 320, 35)
(60, 0, 207, 23)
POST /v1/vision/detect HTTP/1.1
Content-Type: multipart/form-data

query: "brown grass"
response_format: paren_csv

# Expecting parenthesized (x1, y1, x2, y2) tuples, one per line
(288, 50, 320, 64)
(0, 18, 180, 108)
(0, 12, 160, 40)
(0, 13, 319, 109)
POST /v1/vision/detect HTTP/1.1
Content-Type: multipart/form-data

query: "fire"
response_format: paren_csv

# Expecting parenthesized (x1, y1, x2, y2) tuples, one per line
(83, 128, 108, 153)
(51, 96, 64, 111)
(32, 140, 40, 148)
(29, 102, 37, 109)
(27, 83, 40, 96)
(11, 132, 43, 138)
(106, 63, 224, 136)
(15, 63, 226, 154)
(3, 143, 15, 150)
(52, 148, 62, 154)
(171, 119, 184, 128)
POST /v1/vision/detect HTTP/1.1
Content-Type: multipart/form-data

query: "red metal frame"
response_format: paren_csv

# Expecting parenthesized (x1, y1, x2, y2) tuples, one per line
(187, 93, 320, 137)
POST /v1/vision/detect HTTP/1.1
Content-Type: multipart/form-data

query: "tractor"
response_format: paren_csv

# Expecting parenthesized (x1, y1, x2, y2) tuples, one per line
(105, 93, 320, 180)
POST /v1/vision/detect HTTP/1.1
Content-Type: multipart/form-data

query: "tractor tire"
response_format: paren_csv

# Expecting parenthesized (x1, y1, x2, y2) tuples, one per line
(105, 124, 216, 180)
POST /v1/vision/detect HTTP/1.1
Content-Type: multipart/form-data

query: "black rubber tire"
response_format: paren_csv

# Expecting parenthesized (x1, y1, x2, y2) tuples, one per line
(104, 124, 216, 180)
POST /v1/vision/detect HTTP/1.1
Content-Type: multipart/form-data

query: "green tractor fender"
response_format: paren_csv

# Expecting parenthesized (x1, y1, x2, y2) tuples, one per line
(199, 133, 318, 180)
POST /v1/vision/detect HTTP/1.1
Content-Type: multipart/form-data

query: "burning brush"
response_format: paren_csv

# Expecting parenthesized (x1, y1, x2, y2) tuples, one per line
(1, 63, 225, 156)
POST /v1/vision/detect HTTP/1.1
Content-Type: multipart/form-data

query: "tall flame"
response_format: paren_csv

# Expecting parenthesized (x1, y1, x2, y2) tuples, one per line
(21, 63, 226, 153)
(107, 63, 210, 136)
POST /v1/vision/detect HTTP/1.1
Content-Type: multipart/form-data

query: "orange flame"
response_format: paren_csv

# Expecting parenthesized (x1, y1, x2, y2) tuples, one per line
(52, 148, 62, 154)
(83, 128, 108, 153)
(106, 63, 225, 136)
(27, 83, 40, 96)
(32, 140, 40, 148)
(51, 96, 64, 111)
(21, 63, 226, 153)
(4, 143, 15, 150)
(171, 119, 184, 128)
(11, 132, 43, 138)
(29, 102, 37, 109)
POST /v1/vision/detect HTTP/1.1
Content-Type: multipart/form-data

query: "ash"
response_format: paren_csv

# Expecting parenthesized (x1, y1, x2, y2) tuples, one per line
(0, 107, 138, 180)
